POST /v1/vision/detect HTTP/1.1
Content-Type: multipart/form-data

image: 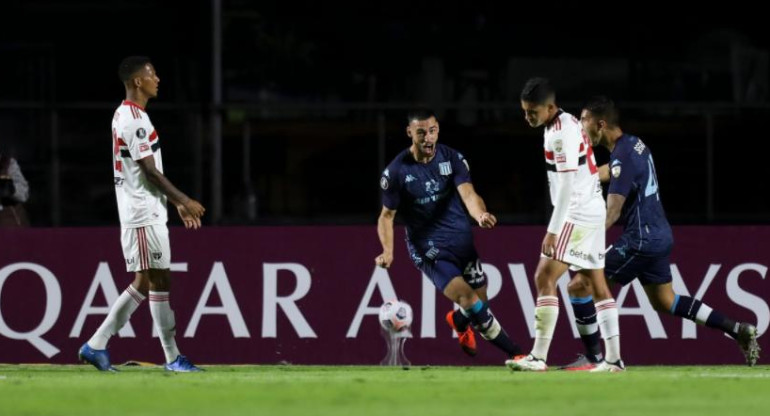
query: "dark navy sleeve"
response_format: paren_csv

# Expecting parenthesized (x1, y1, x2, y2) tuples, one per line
(607, 149, 635, 198)
(380, 164, 401, 210)
(450, 150, 472, 187)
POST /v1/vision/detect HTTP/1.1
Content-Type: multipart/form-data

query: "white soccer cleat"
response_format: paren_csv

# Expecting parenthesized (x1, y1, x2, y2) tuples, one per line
(505, 354, 548, 372)
(589, 359, 626, 373)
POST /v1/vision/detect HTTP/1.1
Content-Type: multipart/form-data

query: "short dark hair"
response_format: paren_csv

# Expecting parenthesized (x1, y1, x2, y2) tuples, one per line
(520, 77, 555, 104)
(583, 96, 620, 127)
(406, 109, 438, 124)
(118, 56, 152, 83)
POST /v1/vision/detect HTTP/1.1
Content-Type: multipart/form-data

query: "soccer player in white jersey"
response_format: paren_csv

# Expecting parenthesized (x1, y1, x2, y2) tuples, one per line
(506, 77, 624, 372)
(78, 56, 206, 372)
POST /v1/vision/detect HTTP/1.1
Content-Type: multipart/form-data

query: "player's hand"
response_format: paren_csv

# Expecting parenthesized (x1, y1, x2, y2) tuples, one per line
(477, 212, 497, 229)
(541, 232, 558, 257)
(177, 201, 204, 230)
(182, 199, 206, 218)
(375, 252, 393, 268)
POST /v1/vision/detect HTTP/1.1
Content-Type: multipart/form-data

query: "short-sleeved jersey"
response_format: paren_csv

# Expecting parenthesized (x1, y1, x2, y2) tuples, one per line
(608, 134, 672, 249)
(380, 144, 472, 243)
(111, 100, 167, 228)
(544, 110, 605, 227)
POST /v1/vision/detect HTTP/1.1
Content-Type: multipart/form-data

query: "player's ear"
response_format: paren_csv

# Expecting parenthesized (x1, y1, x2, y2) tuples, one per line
(406, 125, 412, 138)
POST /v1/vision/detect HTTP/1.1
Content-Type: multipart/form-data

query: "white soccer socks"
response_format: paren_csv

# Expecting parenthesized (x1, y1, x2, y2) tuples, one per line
(87, 285, 145, 350)
(596, 298, 621, 363)
(531, 296, 559, 361)
(149, 291, 181, 364)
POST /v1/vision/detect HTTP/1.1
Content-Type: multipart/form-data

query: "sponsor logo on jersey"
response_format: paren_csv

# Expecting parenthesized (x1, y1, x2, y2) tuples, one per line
(569, 249, 594, 261)
(425, 179, 440, 194)
(556, 154, 566, 163)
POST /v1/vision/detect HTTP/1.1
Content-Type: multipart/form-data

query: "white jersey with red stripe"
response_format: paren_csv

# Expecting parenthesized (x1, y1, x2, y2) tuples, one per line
(111, 100, 168, 228)
(544, 110, 605, 227)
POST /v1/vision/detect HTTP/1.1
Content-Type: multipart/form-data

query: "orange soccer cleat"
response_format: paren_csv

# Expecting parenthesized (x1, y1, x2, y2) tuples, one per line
(446, 310, 477, 357)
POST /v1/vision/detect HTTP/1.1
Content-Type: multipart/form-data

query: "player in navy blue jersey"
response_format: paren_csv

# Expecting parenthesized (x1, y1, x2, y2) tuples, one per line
(375, 109, 521, 360)
(562, 97, 760, 369)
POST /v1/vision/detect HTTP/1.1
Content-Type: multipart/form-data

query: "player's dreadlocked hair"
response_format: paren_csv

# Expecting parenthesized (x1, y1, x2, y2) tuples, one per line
(118, 56, 152, 83)
(406, 108, 438, 124)
(583, 96, 620, 127)
(520, 77, 556, 104)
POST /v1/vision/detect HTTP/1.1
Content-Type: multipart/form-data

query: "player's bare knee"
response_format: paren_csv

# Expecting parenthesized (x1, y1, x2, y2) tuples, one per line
(455, 292, 478, 310)
(131, 272, 151, 296)
(147, 269, 171, 291)
(650, 296, 671, 313)
(474, 286, 488, 303)
(567, 276, 591, 297)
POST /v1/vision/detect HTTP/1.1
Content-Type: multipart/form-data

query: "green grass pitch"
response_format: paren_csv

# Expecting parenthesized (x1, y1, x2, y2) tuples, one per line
(1, 364, 769, 416)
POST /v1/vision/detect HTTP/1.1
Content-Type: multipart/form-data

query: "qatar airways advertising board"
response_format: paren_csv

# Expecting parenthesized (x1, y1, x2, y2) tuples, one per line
(1, 226, 767, 366)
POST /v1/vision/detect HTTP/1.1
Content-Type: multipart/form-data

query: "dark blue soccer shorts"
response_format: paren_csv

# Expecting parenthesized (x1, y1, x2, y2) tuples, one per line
(605, 239, 673, 286)
(406, 238, 487, 292)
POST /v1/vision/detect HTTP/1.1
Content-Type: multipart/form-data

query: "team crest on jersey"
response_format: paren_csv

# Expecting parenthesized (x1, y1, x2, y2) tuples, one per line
(380, 177, 389, 190)
(152, 252, 163, 260)
(136, 128, 147, 139)
(439, 162, 452, 175)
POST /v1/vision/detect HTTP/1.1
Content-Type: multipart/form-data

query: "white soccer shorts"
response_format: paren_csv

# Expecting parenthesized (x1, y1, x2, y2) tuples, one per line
(120, 224, 171, 272)
(541, 221, 605, 270)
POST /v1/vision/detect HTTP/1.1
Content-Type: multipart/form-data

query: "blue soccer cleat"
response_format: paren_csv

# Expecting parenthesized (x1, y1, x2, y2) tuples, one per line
(78, 343, 118, 372)
(164, 355, 203, 372)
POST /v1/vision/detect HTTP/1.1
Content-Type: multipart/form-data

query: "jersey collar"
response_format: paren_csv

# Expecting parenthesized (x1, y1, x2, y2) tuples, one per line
(122, 100, 145, 111)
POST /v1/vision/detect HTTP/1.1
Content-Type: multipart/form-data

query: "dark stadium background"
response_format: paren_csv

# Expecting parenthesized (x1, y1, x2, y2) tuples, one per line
(2, 1, 768, 227)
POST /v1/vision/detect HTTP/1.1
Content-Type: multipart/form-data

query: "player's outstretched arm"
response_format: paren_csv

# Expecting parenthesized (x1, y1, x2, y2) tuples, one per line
(605, 193, 625, 230)
(375, 206, 396, 268)
(456, 182, 496, 229)
(137, 156, 205, 229)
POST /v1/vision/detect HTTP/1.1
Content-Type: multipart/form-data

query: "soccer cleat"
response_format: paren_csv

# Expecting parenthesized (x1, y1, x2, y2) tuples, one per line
(165, 355, 203, 372)
(505, 354, 548, 372)
(78, 343, 118, 372)
(445, 311, 477, 357)
(589, 359, 626, 372)
(559, 354, 601, 371)
(736, 323, 761, 366)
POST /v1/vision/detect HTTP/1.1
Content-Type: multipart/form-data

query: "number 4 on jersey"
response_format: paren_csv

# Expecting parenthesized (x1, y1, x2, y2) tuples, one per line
(645, 155, 659, 200)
